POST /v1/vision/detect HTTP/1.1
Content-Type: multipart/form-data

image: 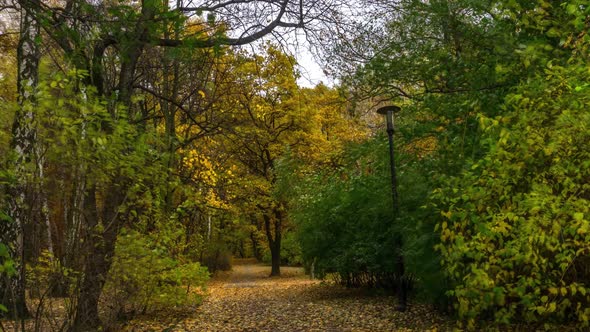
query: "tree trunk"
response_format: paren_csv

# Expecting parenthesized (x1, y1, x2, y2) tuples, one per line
(264, 208, 282, 277)
(250, 231, 262, 261)
(161, 0, 180, 215)
(68, 3, 157, 330)
(0, 0, 41, 319)
(69, 182, 124, 331)
(269, 239, 281, 277)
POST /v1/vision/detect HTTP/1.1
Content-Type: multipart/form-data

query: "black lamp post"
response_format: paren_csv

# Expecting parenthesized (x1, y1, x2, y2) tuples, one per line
(376, 105, 407, 312)
(377, 106, 401, 211)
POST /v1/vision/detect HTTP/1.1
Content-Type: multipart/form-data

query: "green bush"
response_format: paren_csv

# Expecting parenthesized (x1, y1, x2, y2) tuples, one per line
(104, 227, 209, 318)
(434, 63, 590, 328)
(288, 139, 447, 301)
(280, 232, 303, 266)
(0, 242, 15, 313)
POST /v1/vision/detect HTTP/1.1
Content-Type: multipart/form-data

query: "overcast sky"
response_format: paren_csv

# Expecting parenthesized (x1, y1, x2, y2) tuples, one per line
(287, 31, 333, 88)
(295, 50, 330, 88)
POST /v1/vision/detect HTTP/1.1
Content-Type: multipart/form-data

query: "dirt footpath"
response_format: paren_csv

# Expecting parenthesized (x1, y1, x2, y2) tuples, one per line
(124, 260, 452, 331)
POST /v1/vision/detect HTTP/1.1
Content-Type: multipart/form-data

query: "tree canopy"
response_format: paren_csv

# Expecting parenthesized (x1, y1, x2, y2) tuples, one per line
(1, 0, 590, 330)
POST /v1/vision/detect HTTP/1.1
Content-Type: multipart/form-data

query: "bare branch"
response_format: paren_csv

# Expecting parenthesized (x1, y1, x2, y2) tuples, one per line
(161, 0, 303, 47)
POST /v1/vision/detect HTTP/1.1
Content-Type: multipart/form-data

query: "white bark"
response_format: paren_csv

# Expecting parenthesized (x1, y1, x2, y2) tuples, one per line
(0, 0, 40, 318)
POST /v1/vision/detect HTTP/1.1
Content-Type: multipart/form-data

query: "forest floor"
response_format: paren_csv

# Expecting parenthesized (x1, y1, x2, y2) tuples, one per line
(123, 259, 454, 332)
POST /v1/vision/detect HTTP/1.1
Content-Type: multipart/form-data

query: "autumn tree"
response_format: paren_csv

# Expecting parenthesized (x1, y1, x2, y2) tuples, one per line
(0, 0, 345, 329)
(194, 47, 370, 276)
(205, 45, 302, 276)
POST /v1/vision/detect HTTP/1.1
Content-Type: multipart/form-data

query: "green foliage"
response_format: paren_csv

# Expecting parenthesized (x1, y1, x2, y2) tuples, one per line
(0, 220, 16, 313)
(0, 102, 13, 162)
(0, 92, 15, 314)
(434, 53, 590, 329)
(288, 138, 447, 301)
(105, 226, 209, 316)
(0, 243, 14, 276)
(26, 250, 78, 298)
(280, 232, 303, 266)
(260, 232, 303, 266)
(327, 2, 590, 327)
(0, 242, 15, 313)
(30, 71, 212, 317)
(0, 34, 16, 162)
(36, 70, 159, 193)
(0, 161, 15, 315)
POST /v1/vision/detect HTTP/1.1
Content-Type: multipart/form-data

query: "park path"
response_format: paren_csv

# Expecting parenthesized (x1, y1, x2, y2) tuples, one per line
(125, 259, 451, 331)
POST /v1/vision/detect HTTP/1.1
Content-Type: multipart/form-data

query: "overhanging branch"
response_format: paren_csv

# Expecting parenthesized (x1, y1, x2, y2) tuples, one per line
(161, 0, 303, 47)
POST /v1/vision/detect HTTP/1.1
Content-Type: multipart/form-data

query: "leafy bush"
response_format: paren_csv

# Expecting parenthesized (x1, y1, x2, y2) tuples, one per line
(26, 250, 78, 298)
(288, 138, 447, 301)
(0, 242, 15, 314)
(434, 63, 590, 328)
(280, 232, 303, 266)
(104, 227, 209, 318)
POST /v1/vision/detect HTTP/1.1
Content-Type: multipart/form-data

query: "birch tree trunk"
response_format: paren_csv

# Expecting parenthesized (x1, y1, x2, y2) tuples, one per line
(0, 0, 40, 320)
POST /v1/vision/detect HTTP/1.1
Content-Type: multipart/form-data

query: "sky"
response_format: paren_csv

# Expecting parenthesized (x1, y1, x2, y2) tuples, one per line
(287, 31, 332, 88)
(295, 49, 330, 88)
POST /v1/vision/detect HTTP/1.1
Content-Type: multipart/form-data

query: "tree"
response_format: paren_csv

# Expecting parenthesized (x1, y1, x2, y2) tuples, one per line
(305, 0, 585, 317)
(0, 22, 18, 319)
(7, 0, 341, 329)
(213, 45, 303, 276)
(433, 1, 590, 328)
(0, 0, 41, 319)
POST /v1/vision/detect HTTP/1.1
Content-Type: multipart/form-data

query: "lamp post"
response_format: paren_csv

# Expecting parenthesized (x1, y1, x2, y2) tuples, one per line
(377, 106, 401, 211)
(376, 105, 407, 312)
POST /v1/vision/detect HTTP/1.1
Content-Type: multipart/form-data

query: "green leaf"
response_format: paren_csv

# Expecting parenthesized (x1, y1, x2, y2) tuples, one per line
(566, 4, 577, 14)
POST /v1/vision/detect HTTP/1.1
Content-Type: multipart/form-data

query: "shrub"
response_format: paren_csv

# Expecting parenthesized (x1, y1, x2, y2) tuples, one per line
(434, 63, 590, 328)
(26, 250, 78, 298)
(0, 242, 15, 314)
(289, 139, 447, 301)
(280, 232, 303, 266)
(104, 228, 209, 319)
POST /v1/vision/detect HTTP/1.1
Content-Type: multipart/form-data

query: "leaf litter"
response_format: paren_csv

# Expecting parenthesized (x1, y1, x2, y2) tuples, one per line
(123, 260, 452, 331)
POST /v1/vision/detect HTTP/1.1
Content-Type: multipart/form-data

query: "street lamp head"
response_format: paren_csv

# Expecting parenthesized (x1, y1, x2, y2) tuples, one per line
(376, 105, 401, 132)
(376, 105, 401, 115)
